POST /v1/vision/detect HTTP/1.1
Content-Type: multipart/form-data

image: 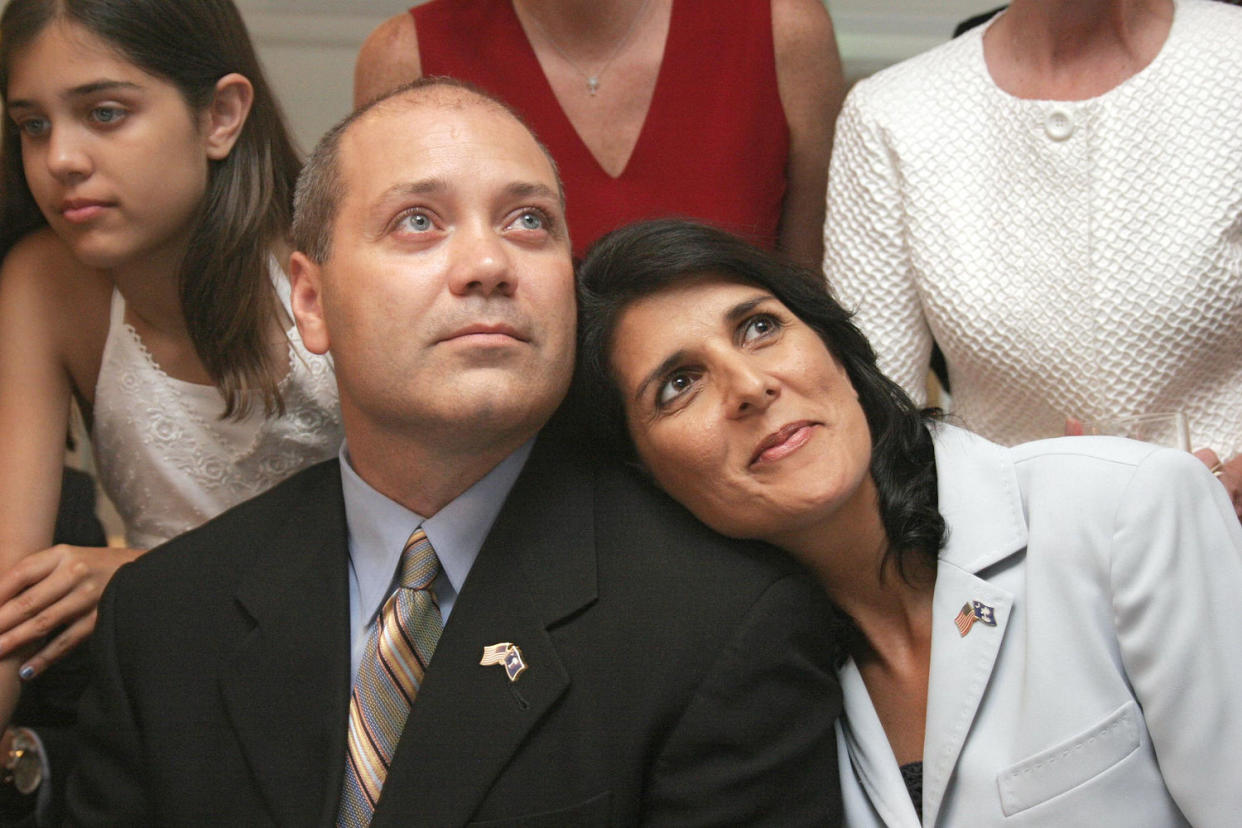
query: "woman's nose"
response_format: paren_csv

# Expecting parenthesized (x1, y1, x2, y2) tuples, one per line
(722, 359, 779, 418)
(447, 221, 517, 298)
(45, 125, 94, 184)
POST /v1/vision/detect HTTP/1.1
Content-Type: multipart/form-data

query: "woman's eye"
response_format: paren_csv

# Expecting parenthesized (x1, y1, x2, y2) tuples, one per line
(397, 211, 433, 233)
(740, 313, 781, 344)
(656, 371, 697, 408)
(89, 106, 126, 126)
(16, 117, 49, 138)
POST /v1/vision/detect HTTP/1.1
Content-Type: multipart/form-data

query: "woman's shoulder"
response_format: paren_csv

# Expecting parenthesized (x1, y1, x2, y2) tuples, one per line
(1, 229, 113, 390)
(1008, 435, 1184, 495)
(2, 228, 109, 294)
(1007, 436, 1230, 535)
(1, 229, 111, 330)
(844, 28, 984, 124)
(1168, 0, 1242, 72)
(1179, 0, 1242, 31)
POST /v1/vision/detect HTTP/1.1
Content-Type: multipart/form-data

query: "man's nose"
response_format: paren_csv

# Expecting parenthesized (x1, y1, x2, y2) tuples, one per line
(447, 221, 517, 298)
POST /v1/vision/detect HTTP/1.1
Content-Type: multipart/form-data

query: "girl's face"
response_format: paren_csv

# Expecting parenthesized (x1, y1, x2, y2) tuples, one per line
(5, 20, 220, 271)
(608, 274, 876, 546)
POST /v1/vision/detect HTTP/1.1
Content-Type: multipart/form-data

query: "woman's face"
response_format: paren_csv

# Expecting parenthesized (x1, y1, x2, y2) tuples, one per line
(5, 20, 217, 270)
(609, 274, 875, 544)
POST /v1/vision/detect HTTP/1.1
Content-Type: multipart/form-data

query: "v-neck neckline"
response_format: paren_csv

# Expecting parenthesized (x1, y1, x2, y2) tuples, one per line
(505, 0, 677, 181)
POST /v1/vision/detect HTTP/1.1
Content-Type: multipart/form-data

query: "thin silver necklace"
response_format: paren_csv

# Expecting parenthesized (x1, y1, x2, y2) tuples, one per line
(518, 0, 654, 96)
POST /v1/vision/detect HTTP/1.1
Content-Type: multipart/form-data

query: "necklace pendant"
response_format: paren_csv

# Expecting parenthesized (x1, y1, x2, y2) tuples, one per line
(587, 76, 600, 96)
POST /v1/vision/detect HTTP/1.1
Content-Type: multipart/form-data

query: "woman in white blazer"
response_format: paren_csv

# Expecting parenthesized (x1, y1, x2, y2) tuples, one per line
(575, 220, 1242, 826)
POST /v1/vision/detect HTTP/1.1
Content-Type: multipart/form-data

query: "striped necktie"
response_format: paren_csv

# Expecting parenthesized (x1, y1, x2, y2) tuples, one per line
(337, 528, 443, 827)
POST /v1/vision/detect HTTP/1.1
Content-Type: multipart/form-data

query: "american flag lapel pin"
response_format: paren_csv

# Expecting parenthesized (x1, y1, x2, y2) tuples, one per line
(480, 642, 528, 682)
(954, 600, 997, 637)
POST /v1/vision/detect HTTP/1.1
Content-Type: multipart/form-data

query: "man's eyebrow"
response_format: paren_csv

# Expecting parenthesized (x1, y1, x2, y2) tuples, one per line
(366, 178, 449, 224)
(635, 349, 691, 404)
(374, 178, 449, 202)
(7, 79, 144, 111)
(502, 180, 562, 206)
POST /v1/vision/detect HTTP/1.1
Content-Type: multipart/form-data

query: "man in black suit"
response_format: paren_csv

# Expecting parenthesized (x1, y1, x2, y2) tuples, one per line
(66, 79, 842, 826)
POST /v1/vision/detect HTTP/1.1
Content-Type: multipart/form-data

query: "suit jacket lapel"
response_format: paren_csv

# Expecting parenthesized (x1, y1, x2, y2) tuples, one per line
(370, 437, 597, 827)
(220, 462, 353, 828)
(920, 426, 1025, 826)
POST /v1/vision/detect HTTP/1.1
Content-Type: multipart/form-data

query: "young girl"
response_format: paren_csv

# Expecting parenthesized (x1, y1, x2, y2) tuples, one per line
(0, 0, 342, 725)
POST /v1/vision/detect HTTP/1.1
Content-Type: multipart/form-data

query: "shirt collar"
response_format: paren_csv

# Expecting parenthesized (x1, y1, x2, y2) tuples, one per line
(339, 439, 535, 623)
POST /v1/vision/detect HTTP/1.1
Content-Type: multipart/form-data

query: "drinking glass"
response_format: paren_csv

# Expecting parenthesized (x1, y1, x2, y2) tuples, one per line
(1080, 412, 1190, 451)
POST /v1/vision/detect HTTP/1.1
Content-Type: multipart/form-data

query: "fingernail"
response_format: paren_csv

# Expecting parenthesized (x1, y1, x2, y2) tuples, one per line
(18, 665, 35, 681)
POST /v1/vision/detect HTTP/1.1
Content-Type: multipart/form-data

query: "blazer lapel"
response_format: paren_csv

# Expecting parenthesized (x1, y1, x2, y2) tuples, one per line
(921, 564, 1012, 826)
(220, 462, 353, 828)
(837, 661, 921, 827)
(920, 426, 1025, 826)
(370, 437, 597, 827)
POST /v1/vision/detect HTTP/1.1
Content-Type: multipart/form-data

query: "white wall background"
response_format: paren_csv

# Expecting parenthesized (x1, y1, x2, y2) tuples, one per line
(234, 0, 1000, 151)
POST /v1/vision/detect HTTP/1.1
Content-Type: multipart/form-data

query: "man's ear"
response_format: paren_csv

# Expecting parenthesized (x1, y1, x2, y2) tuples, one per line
(289, 251, 330, 355)
(203, 73, 255, 161)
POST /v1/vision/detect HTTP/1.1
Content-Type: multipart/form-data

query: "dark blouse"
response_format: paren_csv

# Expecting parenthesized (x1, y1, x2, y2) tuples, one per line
(900, 761, 923, 820)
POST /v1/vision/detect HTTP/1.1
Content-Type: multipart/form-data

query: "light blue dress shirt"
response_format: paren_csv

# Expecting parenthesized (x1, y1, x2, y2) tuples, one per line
(338, 440, 534, 683)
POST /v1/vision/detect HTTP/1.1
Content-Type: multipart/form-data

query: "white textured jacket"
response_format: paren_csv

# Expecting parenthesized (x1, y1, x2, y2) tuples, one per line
(837, 425, 1242, 827)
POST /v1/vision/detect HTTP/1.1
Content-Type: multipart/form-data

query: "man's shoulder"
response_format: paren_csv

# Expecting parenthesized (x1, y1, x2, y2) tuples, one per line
(117, 459, 343, 589)
(519, 439, 817, 616)
(592, 459, 801, 581)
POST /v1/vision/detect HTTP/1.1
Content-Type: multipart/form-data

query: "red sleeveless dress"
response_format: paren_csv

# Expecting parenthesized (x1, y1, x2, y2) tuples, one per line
(412, 0, 790, 259)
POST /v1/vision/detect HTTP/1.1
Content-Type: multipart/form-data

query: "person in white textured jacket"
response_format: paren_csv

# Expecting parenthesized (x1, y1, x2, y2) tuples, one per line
(824, 0, 1242, 518)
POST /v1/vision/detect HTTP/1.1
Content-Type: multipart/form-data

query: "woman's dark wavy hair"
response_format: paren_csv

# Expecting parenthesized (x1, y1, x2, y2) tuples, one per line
(576, 219, 946, 581)
(1, 0, 301, 417)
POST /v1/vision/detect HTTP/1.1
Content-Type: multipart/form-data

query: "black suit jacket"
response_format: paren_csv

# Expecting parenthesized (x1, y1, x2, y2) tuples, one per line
(66, 437, 843, 826)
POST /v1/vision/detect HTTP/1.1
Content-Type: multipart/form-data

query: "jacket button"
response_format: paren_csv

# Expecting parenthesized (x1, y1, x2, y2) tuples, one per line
(1045, 109, 1074, 141)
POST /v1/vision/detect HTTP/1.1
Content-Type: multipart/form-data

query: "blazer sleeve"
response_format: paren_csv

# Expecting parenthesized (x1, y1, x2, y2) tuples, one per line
(1109, 449, 1242, 827)
(642, 574, 842, 826)
(823, 86, 932, 404)
(63, 573, 153, 826)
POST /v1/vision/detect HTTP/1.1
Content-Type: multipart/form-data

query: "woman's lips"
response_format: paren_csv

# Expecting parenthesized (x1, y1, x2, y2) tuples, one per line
(60, 200, 113, 223)
(750, 421, 817, 467)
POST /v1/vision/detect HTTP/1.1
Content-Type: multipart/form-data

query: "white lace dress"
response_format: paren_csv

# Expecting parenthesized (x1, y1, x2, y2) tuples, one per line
(824, 0, 1242, 454)
(91, 273, 343, 549)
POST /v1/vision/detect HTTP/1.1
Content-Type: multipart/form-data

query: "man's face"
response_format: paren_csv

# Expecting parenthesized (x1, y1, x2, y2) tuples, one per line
(293, 96, 576, 453)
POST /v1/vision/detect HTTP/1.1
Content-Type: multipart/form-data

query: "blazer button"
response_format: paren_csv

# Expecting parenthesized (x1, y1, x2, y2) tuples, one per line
(1044, 109, 1074, 141)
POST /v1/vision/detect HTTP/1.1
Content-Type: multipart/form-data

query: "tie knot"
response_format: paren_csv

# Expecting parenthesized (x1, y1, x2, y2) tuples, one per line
(399, 528, 440, 590)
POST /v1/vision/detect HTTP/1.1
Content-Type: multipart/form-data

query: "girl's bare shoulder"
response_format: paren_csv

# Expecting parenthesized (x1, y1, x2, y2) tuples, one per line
(1, 229, 113, 390)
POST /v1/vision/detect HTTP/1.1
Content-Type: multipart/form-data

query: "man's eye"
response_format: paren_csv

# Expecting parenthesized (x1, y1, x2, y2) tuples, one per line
(399, 212, 433, 233)
(511, 209, 550, 232)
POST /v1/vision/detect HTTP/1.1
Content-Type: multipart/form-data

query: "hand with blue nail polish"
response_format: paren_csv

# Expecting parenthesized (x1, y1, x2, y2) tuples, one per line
(0, 543, 144, 689)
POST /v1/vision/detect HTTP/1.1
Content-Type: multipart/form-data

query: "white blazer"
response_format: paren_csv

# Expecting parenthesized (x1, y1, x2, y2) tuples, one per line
(837, 425, 1242, 827)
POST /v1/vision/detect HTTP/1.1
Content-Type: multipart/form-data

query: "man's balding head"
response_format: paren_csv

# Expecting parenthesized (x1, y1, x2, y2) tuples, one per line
(292, 78, 564, 264)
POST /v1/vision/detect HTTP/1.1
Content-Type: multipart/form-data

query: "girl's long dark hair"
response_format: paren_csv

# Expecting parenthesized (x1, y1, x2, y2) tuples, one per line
(1, 0, 301, 416)
(576, 219, 946, 582)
